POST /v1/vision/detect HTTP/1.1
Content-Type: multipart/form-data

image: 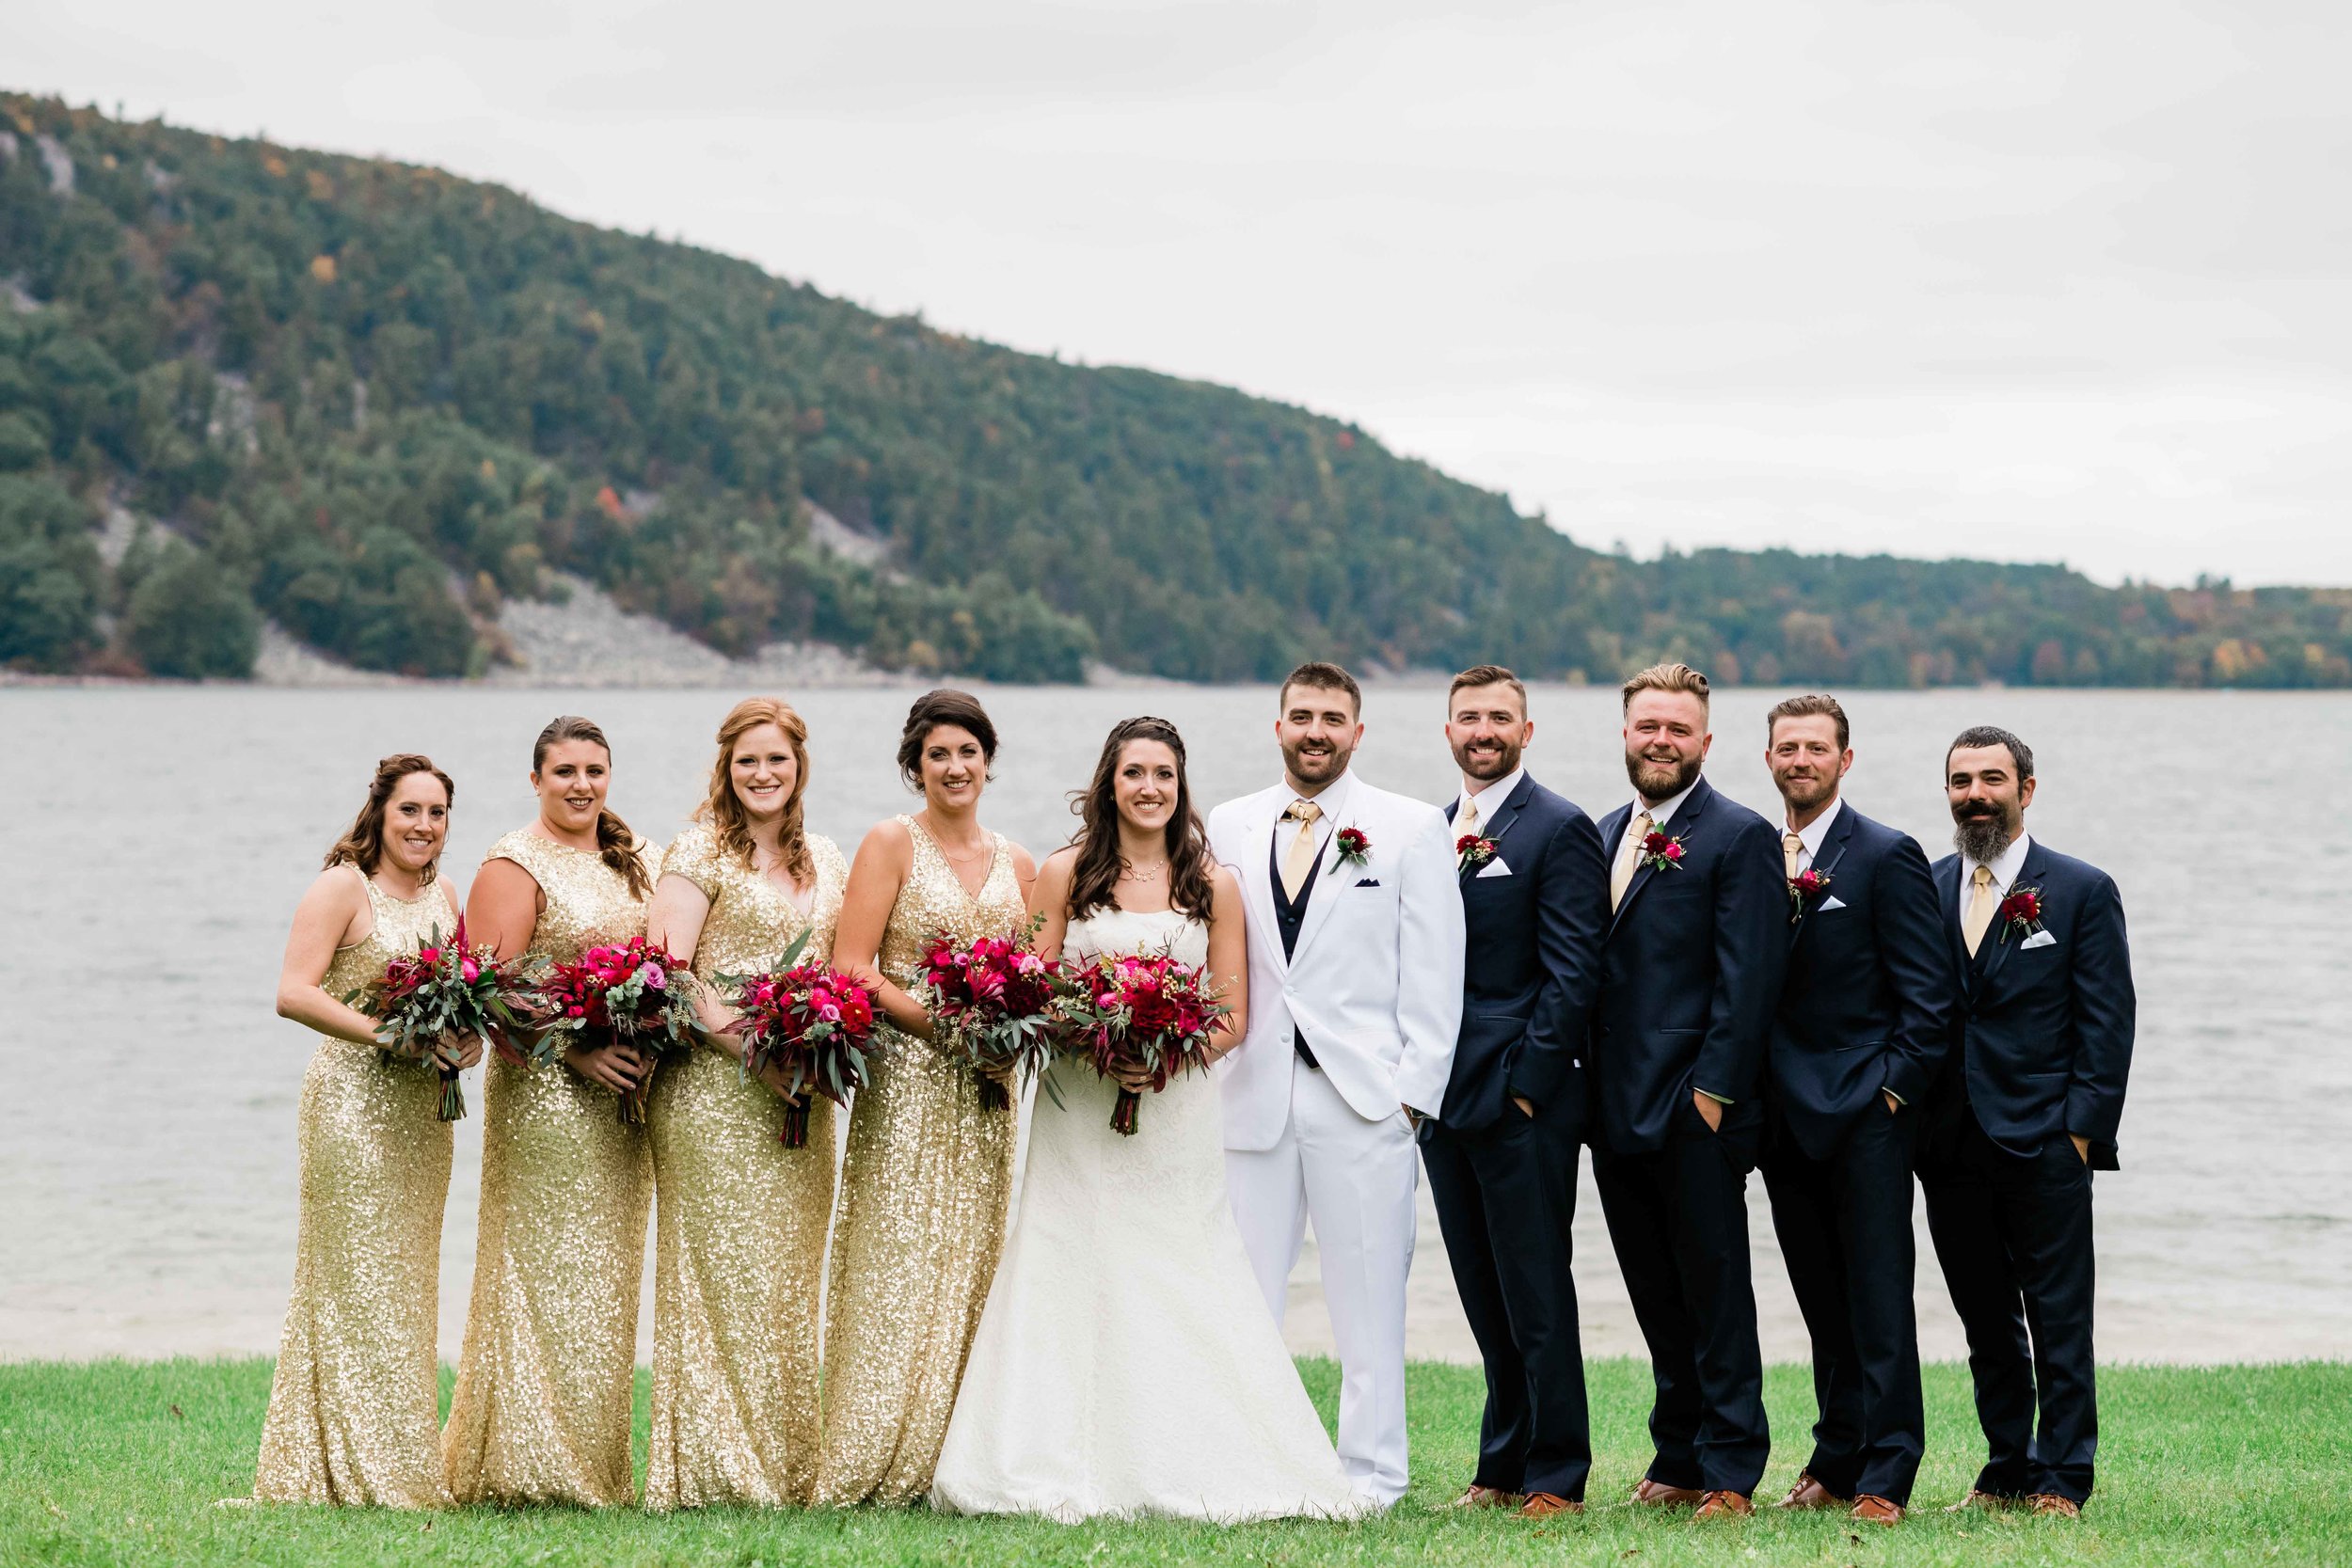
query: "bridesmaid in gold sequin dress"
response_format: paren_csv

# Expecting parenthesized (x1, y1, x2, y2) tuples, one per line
(441, 715, 658, 1507)
(252, 753, 478, 1508)
(816, 689, 1037, 1506)
(641, 698, 850, 1509)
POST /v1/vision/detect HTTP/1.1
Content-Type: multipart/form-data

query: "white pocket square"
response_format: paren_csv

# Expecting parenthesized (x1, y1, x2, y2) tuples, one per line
(2021, 928, 2057, 950)
(1818, 895, 1847, 911)
(1475, 858, 1512, 878)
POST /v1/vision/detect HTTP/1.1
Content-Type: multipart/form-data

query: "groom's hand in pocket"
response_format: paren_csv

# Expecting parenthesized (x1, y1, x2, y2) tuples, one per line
(1692, 1088, 1724, 1132)
(1511, 1096, 1534, 1119)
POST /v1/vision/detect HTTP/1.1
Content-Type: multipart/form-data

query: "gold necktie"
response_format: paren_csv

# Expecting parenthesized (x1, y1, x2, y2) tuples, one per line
(1963, 863, 1996, 956)
(1459, 798, 1481, 836)
(1280, 800, 1323, 900)
(1783, 832, 1804, 880)
(1610, 811, 1653, 910)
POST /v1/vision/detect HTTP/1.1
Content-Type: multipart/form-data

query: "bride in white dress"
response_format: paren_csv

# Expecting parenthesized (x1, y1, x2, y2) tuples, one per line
(930, 717, 1368, 1523)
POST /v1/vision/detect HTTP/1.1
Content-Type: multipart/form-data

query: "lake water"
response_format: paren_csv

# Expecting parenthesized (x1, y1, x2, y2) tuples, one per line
(3, 684, 2346, 1367)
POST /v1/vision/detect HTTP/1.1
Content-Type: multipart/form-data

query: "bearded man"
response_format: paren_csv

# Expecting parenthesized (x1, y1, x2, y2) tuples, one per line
(1419, 665, 1610, 1518)
(1588, 662, 1788, 1519)
(1920, 726, 2135, 1520)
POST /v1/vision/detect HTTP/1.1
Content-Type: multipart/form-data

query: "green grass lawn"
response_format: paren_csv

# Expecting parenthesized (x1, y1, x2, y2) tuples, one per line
(2, 1357, 2345, 1566)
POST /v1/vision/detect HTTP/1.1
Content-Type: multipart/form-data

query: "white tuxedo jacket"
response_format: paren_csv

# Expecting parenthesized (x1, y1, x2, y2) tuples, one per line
(1207, 770, 1466, 1152)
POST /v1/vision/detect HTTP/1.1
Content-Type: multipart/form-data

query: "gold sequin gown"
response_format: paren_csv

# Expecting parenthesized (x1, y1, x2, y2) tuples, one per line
(814, 815, 1025, 1506)
(441, 831, 655, 1507)
(251, 871, 461, 1508)
(644, 823, 850, 1510)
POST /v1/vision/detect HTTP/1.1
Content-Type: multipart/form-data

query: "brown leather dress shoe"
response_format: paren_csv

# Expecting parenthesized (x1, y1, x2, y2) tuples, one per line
(1692, 1490, 1756, 1518)
(2028, 1493, 2083, 1518)
(1518, 1493, 1584, 1518)
(1851, 1495, 1903, 1526)
(1445, 1483, 1523, 1510)
(1945, 1488, 2020, 1513)
(1778, 1470, 1851, 1510)
(1629, 1477, 1706, 1508)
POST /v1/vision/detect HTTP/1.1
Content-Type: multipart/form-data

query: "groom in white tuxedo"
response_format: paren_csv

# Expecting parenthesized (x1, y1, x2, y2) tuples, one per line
(1208, 660, 1466, 1505)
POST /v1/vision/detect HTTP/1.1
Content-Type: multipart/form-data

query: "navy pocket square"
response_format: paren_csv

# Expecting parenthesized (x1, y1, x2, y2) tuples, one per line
(1355, 878, 1381, 888)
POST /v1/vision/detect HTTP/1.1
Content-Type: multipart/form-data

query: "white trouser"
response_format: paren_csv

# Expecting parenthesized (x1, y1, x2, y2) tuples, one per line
(1224, 1056, 1419, 1505)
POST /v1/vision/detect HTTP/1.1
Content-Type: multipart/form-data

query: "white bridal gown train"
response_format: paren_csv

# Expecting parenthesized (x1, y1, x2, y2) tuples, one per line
(930, 906, 1370, 1523)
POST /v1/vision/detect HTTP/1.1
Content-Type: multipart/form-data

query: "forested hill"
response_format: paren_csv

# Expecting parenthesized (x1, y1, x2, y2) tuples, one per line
(3, 93, 2347, 688)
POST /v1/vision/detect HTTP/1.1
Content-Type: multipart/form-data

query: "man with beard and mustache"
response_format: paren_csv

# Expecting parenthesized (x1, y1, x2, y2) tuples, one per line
(1756, 694, 1954, 1527)
(1588, 662, 1787, 1519)
(1419, 666, 1610, 1518)
(1206, 660, 1465, 1507)
(1920, 726, 2134, 1520)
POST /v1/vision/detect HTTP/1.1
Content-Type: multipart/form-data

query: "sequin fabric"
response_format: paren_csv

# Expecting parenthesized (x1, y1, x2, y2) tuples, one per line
(251, 872, 460, 1508)
(815, 815, 1025, 1506)
(441, 831, 655, 1507)
(644, 823, 850, 1510)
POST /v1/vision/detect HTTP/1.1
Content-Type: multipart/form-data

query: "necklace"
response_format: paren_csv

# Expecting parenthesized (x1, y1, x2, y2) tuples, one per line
(922, 813, 990, 864)
(1118, 858, 1168, 883)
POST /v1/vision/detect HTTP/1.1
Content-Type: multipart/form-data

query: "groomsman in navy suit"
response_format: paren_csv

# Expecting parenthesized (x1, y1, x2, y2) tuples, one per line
(1590, 662, 1788, 1518)
(1920, 726, 2134, 1519)
(1756, 695, 1955, 1527)
(1421, 666, 1610, 1519)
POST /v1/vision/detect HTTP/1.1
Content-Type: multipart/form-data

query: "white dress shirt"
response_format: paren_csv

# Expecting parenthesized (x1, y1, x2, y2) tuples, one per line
(1454, 763, 1525, 835)
(1784, 795, 1845, 875)
(1283, 767, 1357, 863)
(1960, 831, 2034, 921)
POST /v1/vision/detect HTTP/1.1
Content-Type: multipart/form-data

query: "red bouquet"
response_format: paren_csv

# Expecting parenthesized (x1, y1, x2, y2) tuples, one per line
(1788, 867, 1832, 920)
(535, 935, 701, 1123)
(1637, 825, 1688, 873)
(720, 933, 879, 1148)
(1056, 951, 1230, 1135)
(342, 915, 537, 1121)
(913, 917, 1061, 1111)
(1999, 886, 2044, 940)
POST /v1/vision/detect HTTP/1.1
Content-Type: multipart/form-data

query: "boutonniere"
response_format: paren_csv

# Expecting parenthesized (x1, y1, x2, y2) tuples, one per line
(1637, 824, 1687, 873)
(1333, 826, 1371, 869)
(1998, 886, 2044, 941)
(1456, 833, 1498, 871)
(1788, 867, 1832, 922)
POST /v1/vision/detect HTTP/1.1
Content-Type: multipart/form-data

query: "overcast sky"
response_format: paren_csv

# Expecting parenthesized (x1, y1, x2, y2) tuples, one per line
(16, 0, 2349, 585)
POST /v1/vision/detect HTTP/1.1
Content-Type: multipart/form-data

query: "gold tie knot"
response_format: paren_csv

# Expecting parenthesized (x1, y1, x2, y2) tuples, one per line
(1784, 832, 1804, 853)
(1973, 865, 1994, 889)
(1284, 800, 1322, 824)
(1782, 831, 1804, 879)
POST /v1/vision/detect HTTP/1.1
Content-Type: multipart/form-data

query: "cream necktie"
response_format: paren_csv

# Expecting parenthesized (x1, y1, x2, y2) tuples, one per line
(1280, 800, 1323, 901)
(1459, 797, 1481, 836)
(1783, 832, 1804, 880)
(1610, 811, 1653, 910)
(1963, 863, 1997, 956)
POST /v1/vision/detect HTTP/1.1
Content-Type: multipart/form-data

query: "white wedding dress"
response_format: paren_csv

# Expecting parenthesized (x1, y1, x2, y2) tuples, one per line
(930, 906, 1369, 1522)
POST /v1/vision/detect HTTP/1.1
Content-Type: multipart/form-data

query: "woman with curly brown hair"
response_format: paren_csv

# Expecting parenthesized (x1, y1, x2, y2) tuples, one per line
(250, 752, 473, 1509)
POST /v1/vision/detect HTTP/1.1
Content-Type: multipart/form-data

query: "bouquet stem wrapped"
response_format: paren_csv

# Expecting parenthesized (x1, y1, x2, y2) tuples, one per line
(719, 931, 881, 1148)
(534, 935, 701, 1122)
(914, 916, 1063, 1112)
(342, 914, 538, 1121)
(1057, 949, 1229, 1136)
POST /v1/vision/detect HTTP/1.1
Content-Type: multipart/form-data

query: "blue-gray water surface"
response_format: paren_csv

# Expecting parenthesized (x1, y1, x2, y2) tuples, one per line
(3, 684, 2344, 1364)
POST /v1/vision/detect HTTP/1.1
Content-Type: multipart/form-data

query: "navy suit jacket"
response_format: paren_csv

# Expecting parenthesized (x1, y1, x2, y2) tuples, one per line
(1770, 801, 1956, 1161)
(1431, 772, 1609, 1136)
(1591, 775, 1788, 1154)
(1929, 838, 2135, 1169)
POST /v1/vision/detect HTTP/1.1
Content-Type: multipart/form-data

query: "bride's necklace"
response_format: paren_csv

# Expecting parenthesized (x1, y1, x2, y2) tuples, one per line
(1118, 858, 1168, 883)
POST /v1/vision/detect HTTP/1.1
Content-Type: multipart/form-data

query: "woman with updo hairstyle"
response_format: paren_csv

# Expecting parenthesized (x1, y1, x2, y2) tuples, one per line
(814, 689, 1036, 1506)
(639, 697, 850, 1508)
(250, 752, 472, 1509)
(441, 715, 659, 1508)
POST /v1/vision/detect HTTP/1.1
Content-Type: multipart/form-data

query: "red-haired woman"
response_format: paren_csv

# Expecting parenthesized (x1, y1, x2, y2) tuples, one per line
(250, 753, 473, 1509)
(640, 697, 850, 1508)
(441, 716, 658, 1508)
